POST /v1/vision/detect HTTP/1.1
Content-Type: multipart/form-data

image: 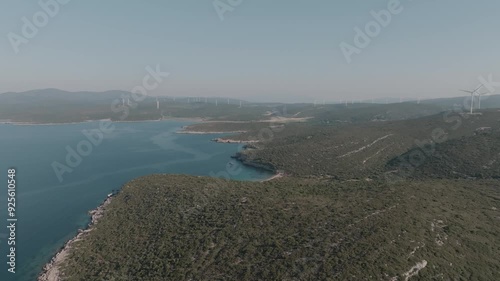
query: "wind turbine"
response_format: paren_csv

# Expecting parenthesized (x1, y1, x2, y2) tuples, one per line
(460, 84, 483, 114)
(476, 91, 489, 110)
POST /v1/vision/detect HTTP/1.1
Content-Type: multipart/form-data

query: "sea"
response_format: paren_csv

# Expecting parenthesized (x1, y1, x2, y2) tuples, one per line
(0, 120, 272, 281)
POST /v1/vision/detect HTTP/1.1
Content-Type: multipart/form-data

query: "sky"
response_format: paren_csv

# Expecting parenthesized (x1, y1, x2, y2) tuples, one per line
(0, 0, 498, 102)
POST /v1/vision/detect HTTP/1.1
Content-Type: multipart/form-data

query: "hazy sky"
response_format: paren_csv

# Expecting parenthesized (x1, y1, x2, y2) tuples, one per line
(1, 0, 498, 102)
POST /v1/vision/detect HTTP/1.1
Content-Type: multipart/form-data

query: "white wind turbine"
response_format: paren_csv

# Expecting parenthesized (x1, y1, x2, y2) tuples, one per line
(476, 91, 489, 110)
(460, 84, 483, 114)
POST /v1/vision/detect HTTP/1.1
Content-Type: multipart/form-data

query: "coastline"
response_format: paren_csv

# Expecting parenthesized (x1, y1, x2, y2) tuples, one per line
(38, 194, 115, 281)
(261, 172, 285, 182)
(2, 116, 310, 127)
(36, 124, 278, 280)
(0, 117, 205, 126)
(212, 137, 259, 144)
(178, 130, 246, 135)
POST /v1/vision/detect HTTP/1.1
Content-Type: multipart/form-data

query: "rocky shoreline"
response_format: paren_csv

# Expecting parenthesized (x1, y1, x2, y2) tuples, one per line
(211, 137, 259, 144)
(178, 130, 246, 135)
(38, 194, 115, 281)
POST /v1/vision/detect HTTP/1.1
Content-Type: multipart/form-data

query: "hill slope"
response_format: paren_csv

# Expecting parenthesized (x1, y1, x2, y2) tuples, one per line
(59, 175, 500, 281)
(0, 89, 275, 123)
(235, 110, 500, 179)
(387, 129, 500, 179)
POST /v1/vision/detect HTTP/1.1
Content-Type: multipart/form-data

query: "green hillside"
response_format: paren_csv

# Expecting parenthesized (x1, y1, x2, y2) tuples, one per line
(235, 110, 500, 179)
(61, 175, 500, 281)
(38, 100, 500, 281)
(388, 129, 500, 179)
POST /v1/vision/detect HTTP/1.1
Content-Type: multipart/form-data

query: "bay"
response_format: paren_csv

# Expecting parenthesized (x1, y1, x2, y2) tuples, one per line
(0, 121, 271, 281)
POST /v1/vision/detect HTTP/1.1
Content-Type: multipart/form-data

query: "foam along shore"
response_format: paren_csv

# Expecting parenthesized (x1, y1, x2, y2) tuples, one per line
(261, 172, 285, 182)
(178, 130, 247, 135)
(38, 193, 115, 281)
(211, 137, 259, 144)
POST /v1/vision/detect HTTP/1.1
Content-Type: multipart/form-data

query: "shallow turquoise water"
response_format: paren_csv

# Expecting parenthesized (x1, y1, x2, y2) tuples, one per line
(0, 121, 271, 281)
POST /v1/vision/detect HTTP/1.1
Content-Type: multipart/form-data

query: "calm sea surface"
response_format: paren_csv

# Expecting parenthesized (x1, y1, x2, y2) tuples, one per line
(0, 121, 271, 281)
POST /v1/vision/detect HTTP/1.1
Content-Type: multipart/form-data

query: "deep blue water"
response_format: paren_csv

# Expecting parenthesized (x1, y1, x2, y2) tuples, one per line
(0, 121, 271, 281)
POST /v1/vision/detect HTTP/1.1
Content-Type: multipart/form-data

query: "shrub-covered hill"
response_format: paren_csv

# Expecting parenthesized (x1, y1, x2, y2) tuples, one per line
(387, 129, 500, 180)
(236, 110, 500, 179)
(60, 175, 500, 281)
(5, 89, 493, 124)
(306, 102, 445, 124)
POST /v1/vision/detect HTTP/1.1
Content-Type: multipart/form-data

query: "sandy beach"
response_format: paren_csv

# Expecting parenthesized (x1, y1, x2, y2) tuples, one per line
(261, 172, 285, 182)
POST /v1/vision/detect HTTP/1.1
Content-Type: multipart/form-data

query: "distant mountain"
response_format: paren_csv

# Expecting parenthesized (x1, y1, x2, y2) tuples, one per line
(0, 89, 130, 105)
(0, 89, 273, 123)
(2, 89, 500, 124)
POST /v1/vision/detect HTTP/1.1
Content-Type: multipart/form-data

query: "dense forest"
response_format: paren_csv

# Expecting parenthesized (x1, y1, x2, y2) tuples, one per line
(61, 175, 500, 280)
